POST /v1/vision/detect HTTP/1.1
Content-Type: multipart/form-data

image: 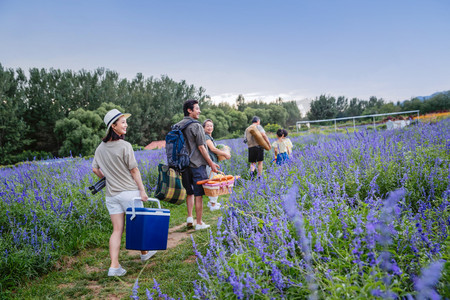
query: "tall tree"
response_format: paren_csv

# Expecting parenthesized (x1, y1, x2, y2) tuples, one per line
(23, 68, 67, 153)
(267, 104, 288, 127)
(345, 98, 365, 116)
(282, 101, 302, 126)
(307, 95, 336, 120)
(227, 109, 248, 135)
(363, 96, 385, 115)
(0, 65, 29, 165)
(335, 96, 348, 117)
(54, 102, 122, 157)
(236, 94, 246, 111)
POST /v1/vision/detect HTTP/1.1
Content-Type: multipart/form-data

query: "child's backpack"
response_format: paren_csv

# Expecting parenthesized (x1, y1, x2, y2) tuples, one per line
(165, 120, 200, 172)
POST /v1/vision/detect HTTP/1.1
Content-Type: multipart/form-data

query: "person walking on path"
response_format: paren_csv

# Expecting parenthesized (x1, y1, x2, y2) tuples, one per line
(202, 119, 231, 211)
(177, 100, 219, 230)
(92, 109, 156, 277)
(244, 116, 271, 178)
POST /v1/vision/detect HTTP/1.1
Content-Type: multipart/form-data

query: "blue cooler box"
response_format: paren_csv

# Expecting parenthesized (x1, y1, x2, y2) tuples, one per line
(126, 198, 170, 251)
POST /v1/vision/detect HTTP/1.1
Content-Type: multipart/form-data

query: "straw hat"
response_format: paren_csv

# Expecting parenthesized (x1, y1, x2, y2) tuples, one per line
(104, 109, 131, 133)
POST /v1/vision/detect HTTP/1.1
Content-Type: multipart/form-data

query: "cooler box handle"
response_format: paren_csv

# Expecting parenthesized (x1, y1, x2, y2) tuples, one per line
(130, 197, 162, 220)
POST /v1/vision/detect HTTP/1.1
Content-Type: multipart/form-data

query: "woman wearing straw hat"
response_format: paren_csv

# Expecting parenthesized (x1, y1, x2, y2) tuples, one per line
(92, 108, 155, 277)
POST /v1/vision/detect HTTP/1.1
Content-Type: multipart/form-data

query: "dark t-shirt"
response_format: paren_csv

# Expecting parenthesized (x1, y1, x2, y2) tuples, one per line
(205, 134, 218, 163)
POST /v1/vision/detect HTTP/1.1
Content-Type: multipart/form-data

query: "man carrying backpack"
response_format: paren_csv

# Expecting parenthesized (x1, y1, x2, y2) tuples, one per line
(176, 99, 219, 230)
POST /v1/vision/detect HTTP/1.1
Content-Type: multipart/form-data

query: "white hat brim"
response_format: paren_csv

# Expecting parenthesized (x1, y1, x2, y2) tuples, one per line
(106, 113, 131, 133)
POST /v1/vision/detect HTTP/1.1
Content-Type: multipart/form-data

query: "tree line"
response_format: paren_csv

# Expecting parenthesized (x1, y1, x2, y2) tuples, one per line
(306, 92, 450, 120)
(0, 64, 301, 165)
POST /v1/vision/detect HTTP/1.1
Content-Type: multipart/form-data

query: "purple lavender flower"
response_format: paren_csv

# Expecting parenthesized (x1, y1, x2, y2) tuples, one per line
(414, 260, 445, 300)
(281, 185, 318, 299)
(376, 188, 405, 247)
(145, 289, 153, 300)
(131, 279, 139, 300)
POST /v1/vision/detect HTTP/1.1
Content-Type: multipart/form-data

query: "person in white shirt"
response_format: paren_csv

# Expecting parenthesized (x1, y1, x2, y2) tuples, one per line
(272, 129, 290, 165)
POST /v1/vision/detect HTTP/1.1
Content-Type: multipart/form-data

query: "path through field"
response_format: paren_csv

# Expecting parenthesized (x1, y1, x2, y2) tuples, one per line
(14, 217, 211, 299)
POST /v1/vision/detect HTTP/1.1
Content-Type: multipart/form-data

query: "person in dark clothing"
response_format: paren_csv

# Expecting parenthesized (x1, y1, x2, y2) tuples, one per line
(177, 100, 219, 230)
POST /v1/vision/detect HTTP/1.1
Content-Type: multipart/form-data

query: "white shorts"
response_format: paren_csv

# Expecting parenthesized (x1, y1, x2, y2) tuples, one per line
(105, 190, 143, 215)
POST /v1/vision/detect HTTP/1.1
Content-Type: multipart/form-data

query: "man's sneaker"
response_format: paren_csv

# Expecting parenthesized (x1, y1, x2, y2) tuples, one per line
(108, 265, 127, 277)
(195, 222, 210, 231)
(210, 203, 221, 211)
(186, 216, 194, 228)
(141, 250, 157, 261)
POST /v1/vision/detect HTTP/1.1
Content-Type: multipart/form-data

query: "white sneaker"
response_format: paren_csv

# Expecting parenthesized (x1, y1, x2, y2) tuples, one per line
(210, 203, 221, 211)
(140, 250, 157, 261)
(195, 222, 210, 231)
(108, 265, 127, 276)
(208, 201, 220, 208)
(186, 216, 194, 228)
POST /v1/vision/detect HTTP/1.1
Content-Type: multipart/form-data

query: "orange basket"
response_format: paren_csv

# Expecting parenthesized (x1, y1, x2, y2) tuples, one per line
(197, 173, 239, 197)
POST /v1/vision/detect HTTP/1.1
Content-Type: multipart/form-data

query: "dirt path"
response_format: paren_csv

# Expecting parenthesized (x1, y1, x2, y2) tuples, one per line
(167, 223, 195, 248)
(122, 222, 195, 258)
(51, 223, 200, 299)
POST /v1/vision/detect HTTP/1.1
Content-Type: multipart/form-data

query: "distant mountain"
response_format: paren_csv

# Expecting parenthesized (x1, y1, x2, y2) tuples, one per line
(412, 90, 449, 102)
(296, 99, 311, 117)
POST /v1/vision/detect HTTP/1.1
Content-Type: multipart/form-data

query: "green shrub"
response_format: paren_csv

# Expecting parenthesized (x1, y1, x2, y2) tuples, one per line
(132, 144, 144, 151)
(264, 123, 281, 133)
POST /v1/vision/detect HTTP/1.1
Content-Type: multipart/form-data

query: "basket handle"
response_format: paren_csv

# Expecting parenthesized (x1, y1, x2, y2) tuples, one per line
(211, 171, 225, 181)
(197, 171, 225, 185)
(210, 170, 225, 179)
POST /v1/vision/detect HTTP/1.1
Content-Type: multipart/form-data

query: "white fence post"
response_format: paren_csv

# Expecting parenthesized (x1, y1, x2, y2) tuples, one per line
(295, 110, 419, 132)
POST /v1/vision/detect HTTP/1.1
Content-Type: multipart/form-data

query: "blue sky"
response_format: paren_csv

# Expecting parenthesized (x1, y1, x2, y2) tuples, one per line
(1, 0, 449, 113)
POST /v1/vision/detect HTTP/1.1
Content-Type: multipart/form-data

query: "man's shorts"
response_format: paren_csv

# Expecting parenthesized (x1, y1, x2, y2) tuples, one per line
(181, 165, 208, 196)
(248, 146, 264, 163)
(105, 190, 143, 215)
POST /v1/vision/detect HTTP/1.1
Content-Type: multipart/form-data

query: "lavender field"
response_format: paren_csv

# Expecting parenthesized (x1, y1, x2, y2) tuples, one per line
(1, 120, 449, 299)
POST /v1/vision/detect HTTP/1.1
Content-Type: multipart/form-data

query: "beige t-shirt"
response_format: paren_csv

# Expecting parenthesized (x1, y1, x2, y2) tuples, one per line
(92, 140, 139, 197)
(272, 140, 288, 154)
(244, 124, 266, 148)
(284, 138, 293, 153)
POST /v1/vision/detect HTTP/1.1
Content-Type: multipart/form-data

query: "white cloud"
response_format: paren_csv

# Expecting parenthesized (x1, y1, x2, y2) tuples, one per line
(210, 91, 311, 117)
(211, 91, 310, 105)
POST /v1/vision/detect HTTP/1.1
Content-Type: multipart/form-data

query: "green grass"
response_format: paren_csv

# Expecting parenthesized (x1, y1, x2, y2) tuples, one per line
(8, 196, 227, 299)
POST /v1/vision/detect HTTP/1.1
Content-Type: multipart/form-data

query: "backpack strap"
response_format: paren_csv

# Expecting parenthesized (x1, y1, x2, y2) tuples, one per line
(179, 120, 200, 131)
(177, 120, 201, 165)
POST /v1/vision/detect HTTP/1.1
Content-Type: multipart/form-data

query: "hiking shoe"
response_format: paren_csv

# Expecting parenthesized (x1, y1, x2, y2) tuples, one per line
(141, 250, 157, 261)
(195, 222, 210, 231)
(186, 216, 194, 228)
(210, 203, 221, 211)
(108, 265, 127, 277)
